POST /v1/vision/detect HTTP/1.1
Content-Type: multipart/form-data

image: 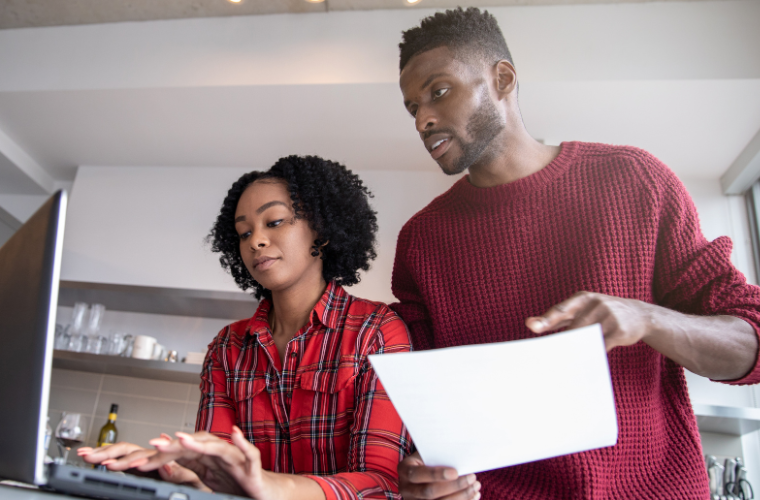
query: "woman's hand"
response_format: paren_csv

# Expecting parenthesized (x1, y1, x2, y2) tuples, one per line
(77, 435, 209, 491)
(142, 426, 283, 500)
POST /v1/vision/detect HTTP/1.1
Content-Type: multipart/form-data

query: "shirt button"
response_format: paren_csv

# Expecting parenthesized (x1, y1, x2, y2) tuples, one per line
(290, 351, 298, 357)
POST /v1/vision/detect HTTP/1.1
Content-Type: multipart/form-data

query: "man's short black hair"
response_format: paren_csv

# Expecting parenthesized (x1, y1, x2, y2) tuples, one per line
(208, 155, 378, 300)
(399, 7, 513, 72)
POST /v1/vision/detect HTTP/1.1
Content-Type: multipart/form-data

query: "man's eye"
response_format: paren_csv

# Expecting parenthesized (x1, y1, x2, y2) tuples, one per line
(433, 88, 448, 99)
(267, 220, 283, 228)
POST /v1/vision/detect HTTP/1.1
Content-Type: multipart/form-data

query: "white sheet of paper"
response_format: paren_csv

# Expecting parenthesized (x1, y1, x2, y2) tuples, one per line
(368, 323, 618, 475)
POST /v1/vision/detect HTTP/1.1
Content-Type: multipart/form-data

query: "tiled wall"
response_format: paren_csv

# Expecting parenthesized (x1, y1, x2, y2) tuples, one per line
(47, 368, 199, 463)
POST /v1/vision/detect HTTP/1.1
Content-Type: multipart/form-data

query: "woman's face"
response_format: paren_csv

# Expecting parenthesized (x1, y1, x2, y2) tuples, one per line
(234, 179, 323, 295)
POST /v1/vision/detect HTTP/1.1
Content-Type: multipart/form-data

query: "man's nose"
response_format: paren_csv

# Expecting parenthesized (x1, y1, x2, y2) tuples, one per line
(415, 105, 437, 134)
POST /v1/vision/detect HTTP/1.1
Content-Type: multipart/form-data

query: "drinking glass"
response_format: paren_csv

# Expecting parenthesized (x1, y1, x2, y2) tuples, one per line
(65, 303, 88, 352)
(54, 324, 68, 350)
(66, 331, 87, 352)
(108, 332, 132, 356)
(83, 304, 106, 355)
(69, 303, 88, 334)
(87, 304, 106, 334)
(55, 412, 83, 464)
(84, 335, 105, 354)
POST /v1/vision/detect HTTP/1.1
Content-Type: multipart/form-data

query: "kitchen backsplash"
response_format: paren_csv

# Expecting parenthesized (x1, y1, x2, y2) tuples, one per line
(49, 367, 746, 471)
(48, 368, 199, 464)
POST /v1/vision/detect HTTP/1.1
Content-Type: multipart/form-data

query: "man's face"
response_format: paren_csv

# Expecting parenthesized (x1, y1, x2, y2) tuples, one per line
(400, 46, 505, 175)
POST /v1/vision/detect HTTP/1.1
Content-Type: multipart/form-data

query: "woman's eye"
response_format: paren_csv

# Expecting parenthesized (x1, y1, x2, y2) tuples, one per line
(267, 219, 283, 228)
(433, 88, 448, 99)
(238, 231, 251, 240)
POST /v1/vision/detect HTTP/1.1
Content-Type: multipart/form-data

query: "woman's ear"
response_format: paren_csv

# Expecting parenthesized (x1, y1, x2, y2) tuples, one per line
(311, 239, 329, 257)
(494, 59, 518, 100)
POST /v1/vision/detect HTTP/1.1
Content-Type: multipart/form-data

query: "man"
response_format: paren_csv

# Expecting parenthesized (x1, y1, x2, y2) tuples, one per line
(391, 7, 760, 500)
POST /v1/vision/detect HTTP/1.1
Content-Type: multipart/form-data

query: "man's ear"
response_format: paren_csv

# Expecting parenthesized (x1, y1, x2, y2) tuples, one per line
(494, 59, 517, 100)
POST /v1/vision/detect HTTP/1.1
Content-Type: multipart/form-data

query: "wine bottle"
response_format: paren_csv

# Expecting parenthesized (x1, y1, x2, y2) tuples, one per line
(96, 404, 119, 448)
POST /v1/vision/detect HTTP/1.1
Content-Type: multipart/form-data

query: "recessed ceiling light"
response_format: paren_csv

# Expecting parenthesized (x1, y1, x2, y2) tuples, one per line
(406, 0, 422, 3)
(305, 0, 325, 3)
(228, 0, 242, 3)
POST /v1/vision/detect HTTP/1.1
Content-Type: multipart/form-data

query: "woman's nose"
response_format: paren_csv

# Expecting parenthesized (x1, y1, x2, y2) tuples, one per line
(250, 230, 268, 250)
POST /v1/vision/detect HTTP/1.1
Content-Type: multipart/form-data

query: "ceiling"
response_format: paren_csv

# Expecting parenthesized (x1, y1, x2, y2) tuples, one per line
(0, 0, 758, 206)
(1, 80, 758, 185)
(0, 0, 714, 29)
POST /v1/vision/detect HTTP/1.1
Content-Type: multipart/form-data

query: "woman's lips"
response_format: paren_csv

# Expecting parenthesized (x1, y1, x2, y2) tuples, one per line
(254, 258, 277, 271)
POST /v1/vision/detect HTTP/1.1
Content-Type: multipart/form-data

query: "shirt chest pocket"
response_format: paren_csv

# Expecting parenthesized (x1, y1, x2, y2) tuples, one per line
(290, 365, 359, 471)
(228, 373, 269, 424)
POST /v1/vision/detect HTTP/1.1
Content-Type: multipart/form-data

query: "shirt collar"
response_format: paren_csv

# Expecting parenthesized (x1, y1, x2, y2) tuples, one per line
(311, 281, 348, 331)
(248, 281, 348, 334)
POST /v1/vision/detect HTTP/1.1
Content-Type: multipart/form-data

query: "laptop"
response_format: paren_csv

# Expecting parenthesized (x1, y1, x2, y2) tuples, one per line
(0, 190, 245, 500)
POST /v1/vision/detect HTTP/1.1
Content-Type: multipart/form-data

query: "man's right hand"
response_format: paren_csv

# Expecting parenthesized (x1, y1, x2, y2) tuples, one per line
(398, 452, 481, 500)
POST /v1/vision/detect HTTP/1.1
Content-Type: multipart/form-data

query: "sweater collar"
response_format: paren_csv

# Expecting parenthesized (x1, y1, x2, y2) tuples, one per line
(454, 141, 578, 206)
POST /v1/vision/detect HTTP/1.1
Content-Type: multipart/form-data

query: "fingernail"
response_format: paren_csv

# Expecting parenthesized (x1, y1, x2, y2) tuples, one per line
(77, 448, 91, 455)
(101, 459, 116, 465)
(473, 493, 481, 500)
(467, 474, 477, 485)
(149, 438, 170, 446)
(443, 469, 457, 480)
(163, 464, 172, 474)
(474, 481, 481, 491)
(175, 432, 191, 440)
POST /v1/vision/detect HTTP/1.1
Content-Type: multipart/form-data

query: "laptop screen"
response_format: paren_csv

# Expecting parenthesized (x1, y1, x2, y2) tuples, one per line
(0, 191, 67, 485)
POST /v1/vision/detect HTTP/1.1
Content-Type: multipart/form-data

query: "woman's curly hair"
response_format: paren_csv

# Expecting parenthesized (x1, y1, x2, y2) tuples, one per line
(209, 155, 378, 300)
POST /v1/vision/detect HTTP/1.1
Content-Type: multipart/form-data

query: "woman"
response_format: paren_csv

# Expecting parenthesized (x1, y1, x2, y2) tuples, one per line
(80, 156, 413, 500)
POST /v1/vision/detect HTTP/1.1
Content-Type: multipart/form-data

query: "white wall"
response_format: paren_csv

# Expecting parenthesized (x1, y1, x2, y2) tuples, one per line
(681, 176, 760, 487)
(61, 165, 459, 302)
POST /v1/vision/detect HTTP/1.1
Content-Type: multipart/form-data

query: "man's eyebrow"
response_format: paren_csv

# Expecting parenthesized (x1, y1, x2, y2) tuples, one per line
(256, 200, 288, 214)
(421, 72, 448, 91)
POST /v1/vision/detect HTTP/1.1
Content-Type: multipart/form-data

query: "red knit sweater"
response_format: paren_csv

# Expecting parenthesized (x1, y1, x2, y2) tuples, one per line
(391, 141, 760, 500)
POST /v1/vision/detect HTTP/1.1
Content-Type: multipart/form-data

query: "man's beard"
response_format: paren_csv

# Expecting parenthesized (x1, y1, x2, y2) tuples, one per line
(441, 94, 504, 176)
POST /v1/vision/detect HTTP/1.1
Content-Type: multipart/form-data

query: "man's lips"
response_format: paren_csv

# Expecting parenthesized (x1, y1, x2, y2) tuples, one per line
(429, 137, 451, 161)
(424, 132, 453, 161)
(252, 257, 278, 271)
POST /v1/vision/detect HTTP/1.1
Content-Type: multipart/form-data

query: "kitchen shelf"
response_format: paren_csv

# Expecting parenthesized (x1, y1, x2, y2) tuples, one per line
(53, 350, 202, 384)
(693, 404, 760, 436)
(52, 349, 760, 435)
(58, 280, 257, 320)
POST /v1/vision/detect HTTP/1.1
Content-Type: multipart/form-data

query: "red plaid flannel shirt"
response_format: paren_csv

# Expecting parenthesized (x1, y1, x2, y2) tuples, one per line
(196, 282, 414, 500)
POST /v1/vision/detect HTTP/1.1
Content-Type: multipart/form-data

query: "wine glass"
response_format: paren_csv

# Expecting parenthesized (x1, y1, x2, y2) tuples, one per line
(55, 412, 83, 464)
